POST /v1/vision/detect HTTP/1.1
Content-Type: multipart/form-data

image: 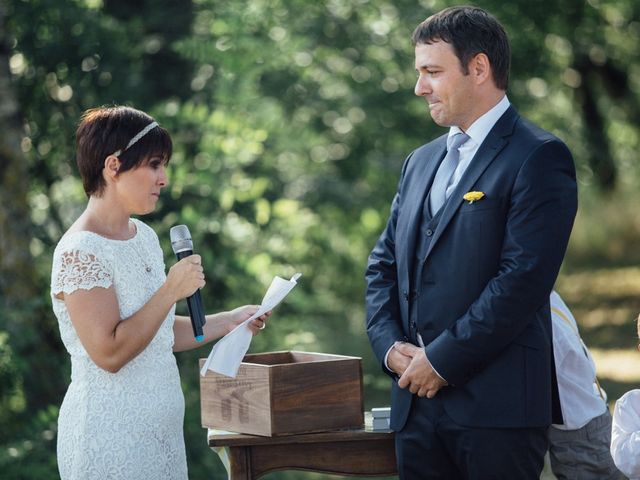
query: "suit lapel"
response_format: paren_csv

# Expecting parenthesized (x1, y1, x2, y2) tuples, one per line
(424, 107, 519, 261)
(398, 139, 447, 289)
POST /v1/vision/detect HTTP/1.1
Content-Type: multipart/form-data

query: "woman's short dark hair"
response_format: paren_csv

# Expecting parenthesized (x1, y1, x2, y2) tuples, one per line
(411, 6, 510, 91)
(75, 106, 172, 197)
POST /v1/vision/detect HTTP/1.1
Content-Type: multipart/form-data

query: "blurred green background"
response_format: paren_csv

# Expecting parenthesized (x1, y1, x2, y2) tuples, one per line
(1, 0, 639, 478)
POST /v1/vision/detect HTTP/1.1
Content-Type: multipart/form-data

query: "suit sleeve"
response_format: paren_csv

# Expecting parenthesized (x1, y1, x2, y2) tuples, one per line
(426, 139, 578, 386)
(365, 154, 413, 371)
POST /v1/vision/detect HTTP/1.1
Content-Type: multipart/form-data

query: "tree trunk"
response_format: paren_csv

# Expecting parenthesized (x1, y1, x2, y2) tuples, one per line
(0, 0, 37, 304)
(0, 1, 65, 419)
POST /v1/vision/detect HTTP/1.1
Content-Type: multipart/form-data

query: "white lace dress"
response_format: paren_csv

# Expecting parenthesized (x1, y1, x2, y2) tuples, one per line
(50, 218, 188, 480)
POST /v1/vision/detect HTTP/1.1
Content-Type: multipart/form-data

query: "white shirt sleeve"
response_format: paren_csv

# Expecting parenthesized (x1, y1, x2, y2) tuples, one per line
(383, 345, 395, 373)
(611, 390, 640, 478)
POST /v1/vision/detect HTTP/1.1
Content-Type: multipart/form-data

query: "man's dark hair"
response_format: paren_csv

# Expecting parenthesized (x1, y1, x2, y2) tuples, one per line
(411, 6, 510, 90)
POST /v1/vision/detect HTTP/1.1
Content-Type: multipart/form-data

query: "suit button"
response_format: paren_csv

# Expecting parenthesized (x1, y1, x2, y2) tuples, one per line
(425, 229, 433, 236)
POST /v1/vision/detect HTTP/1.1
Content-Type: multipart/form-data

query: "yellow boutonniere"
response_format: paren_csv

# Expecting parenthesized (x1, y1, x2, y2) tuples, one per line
(463, 191, 485, 204)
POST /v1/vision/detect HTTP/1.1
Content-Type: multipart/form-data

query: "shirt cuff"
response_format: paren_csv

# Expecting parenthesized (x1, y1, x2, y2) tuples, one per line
(427, 353, 447, 383)
(418, 333, 447, 384)
(383, 345, 394, 372)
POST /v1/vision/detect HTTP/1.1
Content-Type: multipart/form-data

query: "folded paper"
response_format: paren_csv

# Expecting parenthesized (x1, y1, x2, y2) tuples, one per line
(200, 273, 301, 378)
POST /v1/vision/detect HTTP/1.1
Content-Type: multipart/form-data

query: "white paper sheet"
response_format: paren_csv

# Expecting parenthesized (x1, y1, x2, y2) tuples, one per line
(200, 273, 301, 378)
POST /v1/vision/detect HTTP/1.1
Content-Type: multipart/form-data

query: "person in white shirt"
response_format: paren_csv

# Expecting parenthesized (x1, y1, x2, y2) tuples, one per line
(548, 290, 624, 479)
(610, 313, 640, 479)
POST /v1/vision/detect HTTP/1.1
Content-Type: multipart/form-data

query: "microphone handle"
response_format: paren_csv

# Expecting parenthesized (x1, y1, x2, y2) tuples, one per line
(186, 291, 206, 339)
(175, 249, 206, 341)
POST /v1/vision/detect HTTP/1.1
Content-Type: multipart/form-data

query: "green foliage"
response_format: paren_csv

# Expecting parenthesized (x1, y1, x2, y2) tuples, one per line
(1, 0, 639, 478)
(0, 405, 59, 480)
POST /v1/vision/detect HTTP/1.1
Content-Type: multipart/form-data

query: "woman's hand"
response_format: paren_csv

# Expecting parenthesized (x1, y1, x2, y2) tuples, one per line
(226, 305, 272, 335)
(165, 254, 205, 303)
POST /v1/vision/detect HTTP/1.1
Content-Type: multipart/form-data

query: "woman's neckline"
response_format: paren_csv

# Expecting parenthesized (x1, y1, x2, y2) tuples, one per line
(65, 218, 140, 242)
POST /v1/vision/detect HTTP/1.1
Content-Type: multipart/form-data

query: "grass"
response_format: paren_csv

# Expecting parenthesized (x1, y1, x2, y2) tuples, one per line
(556, 266, 640, 404)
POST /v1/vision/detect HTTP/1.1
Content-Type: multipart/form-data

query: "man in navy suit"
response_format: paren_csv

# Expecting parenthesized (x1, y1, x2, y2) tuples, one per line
(365, 6, 577, 479)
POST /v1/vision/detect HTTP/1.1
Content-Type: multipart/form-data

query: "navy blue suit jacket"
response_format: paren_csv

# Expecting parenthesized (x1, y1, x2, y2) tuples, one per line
(365, 106, 577, 431)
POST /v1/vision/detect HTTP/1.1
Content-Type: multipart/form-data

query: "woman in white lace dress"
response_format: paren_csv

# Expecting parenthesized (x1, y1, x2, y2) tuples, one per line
(50, 106, 269, 480)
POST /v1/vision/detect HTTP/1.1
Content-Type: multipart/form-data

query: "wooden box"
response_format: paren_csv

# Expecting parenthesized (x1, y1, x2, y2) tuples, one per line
(199, 351, 364, 436)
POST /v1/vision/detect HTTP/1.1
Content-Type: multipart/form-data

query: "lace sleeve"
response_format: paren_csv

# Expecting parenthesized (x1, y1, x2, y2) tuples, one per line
(52, 248, 113, 295)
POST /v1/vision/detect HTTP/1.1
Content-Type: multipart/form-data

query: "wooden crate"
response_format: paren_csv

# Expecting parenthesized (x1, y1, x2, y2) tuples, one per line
(199, 351, 364, 436)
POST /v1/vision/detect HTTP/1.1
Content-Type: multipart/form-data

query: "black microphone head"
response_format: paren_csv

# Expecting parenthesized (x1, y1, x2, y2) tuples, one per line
(170, 225, 193, 254)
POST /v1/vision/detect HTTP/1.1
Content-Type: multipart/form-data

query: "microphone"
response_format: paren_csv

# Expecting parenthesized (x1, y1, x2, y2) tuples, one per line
(170, 225, 205, 342)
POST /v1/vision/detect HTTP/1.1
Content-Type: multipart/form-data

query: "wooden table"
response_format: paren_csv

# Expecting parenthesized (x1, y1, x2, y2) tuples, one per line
(208, 426, 397, 479)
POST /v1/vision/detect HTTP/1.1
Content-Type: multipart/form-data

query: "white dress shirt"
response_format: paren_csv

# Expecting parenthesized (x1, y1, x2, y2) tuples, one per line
(549, 290, 607, 430)
(611, 389, 640, 479)
(444, 94, 511, 198)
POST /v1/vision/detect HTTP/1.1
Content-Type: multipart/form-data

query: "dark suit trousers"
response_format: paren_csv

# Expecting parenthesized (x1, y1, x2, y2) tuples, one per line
(395, 395, 548, 479)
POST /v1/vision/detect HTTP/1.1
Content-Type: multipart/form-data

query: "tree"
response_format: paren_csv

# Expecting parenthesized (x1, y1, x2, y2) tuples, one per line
(2, 0, 639, 478)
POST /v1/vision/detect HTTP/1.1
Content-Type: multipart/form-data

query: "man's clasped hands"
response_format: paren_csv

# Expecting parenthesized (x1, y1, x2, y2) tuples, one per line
(388, 342, 448, 399)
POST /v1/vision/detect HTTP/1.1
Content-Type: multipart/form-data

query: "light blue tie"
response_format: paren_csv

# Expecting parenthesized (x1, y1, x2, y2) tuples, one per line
(429, 132, 469, 215)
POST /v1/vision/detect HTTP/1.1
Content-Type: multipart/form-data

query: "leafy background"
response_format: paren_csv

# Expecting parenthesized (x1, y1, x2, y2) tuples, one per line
(1, 0, 639, 478)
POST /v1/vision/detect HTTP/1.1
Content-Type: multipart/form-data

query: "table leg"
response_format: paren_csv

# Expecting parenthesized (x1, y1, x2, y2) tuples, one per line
(228, 446, 251, 480)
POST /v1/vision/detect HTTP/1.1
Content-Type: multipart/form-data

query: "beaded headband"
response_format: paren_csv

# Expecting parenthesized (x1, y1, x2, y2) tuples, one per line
(111, 121, 159, 157)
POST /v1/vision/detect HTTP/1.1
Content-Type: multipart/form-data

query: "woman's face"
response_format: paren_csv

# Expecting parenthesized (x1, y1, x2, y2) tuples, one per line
(115, 155, 168, 215)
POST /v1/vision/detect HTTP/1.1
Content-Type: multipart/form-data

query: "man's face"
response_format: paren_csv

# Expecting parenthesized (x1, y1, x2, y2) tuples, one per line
(414, 41, 476, 131)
